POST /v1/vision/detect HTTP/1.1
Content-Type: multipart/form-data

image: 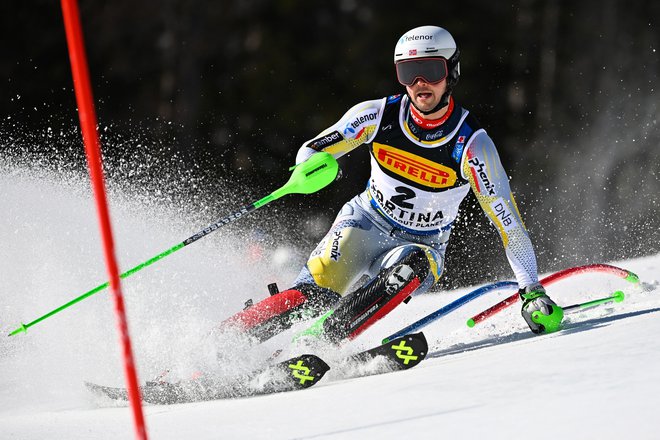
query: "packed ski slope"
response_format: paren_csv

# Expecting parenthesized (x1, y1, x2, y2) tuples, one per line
(1, 169, 659, 440)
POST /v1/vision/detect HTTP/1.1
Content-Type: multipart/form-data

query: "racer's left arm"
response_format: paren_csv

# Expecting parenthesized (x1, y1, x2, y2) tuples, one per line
(460, 131, 540, 289)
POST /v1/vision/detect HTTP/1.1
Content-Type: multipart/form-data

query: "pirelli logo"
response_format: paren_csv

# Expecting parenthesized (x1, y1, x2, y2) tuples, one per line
(373, 143, 457, 188)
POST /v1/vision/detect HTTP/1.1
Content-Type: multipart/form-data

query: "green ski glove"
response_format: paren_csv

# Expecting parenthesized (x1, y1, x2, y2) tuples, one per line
(519, 284, 564, 334)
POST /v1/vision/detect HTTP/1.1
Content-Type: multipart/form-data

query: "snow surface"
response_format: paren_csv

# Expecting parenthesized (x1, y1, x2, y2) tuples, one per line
(1, 170, 659, 440)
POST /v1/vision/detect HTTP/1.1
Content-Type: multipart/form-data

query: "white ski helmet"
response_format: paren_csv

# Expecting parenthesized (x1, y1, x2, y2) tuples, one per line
(394, 26, 460, 112)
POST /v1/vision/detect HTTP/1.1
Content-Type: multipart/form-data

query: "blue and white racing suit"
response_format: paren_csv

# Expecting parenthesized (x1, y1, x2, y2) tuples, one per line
(293, 94, 539, 297)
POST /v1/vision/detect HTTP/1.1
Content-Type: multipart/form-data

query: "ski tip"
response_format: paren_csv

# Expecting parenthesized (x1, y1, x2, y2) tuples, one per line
(386, 332, 428, 369)
(286, 354, 330, 389)
(466, 318, 475, 328)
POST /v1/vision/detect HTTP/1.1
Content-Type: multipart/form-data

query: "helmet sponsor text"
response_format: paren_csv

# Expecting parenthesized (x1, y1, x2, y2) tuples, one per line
(400, 34, 434, 43)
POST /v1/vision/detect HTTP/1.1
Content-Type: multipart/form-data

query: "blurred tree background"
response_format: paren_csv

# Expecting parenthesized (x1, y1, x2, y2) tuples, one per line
(1, 0, 658, 288)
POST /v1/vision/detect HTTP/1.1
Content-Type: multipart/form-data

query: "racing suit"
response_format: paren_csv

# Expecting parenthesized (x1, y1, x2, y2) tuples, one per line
(223, 94, 540, 342)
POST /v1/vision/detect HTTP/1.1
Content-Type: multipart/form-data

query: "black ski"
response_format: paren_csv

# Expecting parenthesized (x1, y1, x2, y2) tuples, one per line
(86, 333, 427, 404)
(86, 353, 329, 405)
(336, 332, 428, 375)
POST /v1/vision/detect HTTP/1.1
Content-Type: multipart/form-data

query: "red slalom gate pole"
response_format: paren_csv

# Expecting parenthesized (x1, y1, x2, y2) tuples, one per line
(468, 264, 639, 327)
(60, 1, 148, 438)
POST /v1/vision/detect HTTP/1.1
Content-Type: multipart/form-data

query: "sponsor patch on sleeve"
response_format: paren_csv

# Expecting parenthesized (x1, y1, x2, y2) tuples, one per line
(308, 130, 343, 151)
(489, 197, 519, 232)
(343, 111, 379, 138)
(467, 149, 496, 196)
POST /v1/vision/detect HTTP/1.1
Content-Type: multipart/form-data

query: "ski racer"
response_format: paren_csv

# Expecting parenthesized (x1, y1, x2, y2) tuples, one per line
(220, 25, 563, 343)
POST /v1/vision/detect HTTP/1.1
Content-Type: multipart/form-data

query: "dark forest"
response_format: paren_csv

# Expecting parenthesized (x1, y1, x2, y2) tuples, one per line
(2, 0, 658, 288)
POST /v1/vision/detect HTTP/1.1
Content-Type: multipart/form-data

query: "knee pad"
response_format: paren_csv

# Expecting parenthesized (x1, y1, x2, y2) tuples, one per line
(378, 245, 443, 293)
(322, 247, 437, 343)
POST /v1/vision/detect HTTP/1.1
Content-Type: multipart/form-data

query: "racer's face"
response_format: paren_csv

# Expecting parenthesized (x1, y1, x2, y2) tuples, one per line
(405, 78, 448, 117)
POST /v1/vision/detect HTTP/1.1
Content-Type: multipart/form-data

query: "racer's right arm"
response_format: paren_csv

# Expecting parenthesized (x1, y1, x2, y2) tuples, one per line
(295, 98, 386, 164)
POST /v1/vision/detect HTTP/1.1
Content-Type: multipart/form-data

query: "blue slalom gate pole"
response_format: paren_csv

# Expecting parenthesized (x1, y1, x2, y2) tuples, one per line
(383, 281, 518, 344)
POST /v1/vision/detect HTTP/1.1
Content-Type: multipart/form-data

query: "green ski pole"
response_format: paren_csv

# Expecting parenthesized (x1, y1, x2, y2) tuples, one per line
(562, 290, 625, 313)
(9, 152, 339, 336)
(530, 290, 625, 333)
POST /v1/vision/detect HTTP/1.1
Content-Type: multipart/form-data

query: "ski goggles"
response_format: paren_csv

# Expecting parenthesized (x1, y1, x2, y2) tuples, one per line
(395, 57, 448, 86)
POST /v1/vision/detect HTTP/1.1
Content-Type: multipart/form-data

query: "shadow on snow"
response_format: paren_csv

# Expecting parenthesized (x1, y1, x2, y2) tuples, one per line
(427, 307, 660, 359)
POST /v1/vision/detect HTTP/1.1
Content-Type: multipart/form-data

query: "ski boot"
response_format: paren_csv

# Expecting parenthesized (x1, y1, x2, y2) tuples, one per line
(219, 283, 340, 343)
(520, 284, 564, 334)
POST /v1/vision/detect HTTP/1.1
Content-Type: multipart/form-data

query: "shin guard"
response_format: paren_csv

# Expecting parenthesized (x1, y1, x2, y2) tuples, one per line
(323, 248, 431, 342)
